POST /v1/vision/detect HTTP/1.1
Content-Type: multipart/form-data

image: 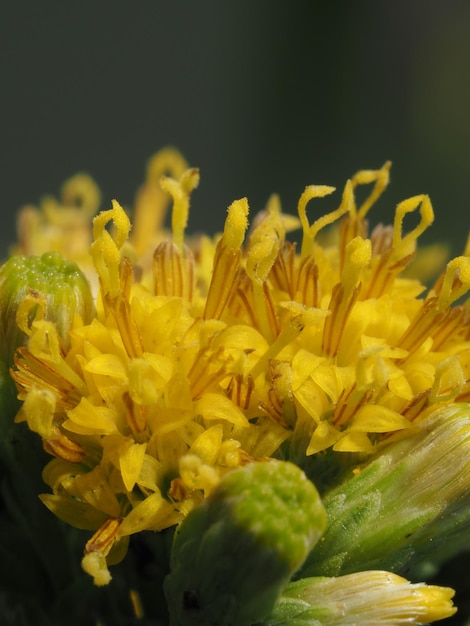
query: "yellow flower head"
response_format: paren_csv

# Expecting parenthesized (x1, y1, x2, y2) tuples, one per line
(10, 154, 470, 584)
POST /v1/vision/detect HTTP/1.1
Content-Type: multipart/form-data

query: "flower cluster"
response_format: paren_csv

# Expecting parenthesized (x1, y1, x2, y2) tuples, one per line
(2, 149, 470, 624)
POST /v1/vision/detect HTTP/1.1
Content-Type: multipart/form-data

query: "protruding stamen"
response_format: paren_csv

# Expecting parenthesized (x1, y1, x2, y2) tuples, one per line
(322, 237, 370, 358)
(270, 242, 297, 299)
(398, 259, 470, 356)
(103, 258, 143, 359)
(153, 240, 195, 301)
(296, 255, 320, 308)
(204, 198, 249, 320)
(132, 148, 189, 256)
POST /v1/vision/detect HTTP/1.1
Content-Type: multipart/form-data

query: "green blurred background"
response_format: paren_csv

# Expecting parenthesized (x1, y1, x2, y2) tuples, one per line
(1, 1, 470, 255)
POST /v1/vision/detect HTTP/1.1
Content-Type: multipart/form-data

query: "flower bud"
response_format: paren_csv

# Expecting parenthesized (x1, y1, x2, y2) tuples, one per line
(0, 251, 93, 447)
(0, 251, 93, 364)
(267, 571, 455, 625)
(300, 403, 470, 578)
(164, 460, 326, 626)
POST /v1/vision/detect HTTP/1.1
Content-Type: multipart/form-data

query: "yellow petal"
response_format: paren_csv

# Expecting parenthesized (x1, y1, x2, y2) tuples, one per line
(291, 349, 323, 390)
(196, 393, 249, 427)
(40, 493, 108, 530)
(65, 396, 118, 434)
(293, 378, 326, 423)
(74, 466, 122, 517)
(333, 431, 375, 453)
(84, 353, 128, 380)
(120, 442, 147, 492)
(116, 492, 175, 535)
(350, 404, 411, 433)
(189, 424, 223, 465)
(307, 421, 342, 455)
(388, 374, 414, 400)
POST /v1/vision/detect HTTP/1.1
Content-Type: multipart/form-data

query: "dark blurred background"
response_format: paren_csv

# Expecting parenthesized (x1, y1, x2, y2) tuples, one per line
(2, 2, 470, 622)
(1, 1, 470, 257)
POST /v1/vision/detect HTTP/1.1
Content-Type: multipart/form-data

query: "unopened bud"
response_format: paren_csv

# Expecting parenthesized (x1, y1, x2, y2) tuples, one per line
(164, 460, 326, 626)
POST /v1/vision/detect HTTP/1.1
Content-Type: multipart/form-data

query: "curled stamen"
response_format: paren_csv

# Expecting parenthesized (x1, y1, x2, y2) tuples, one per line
(435, 256, 470, 309)
(392, 194, 434, 260)
(351, 161, 391, 219)
(360, 195, 434, 300)
(91, 200, 131, 299)
(146, 147, 189, 187)
(298, 185, 344, 257)
(61, 173, 101, 217)
(160, 168, 200, 251)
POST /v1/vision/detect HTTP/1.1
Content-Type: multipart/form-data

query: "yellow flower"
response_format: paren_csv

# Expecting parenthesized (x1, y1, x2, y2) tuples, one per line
(9, 154, 470, 584)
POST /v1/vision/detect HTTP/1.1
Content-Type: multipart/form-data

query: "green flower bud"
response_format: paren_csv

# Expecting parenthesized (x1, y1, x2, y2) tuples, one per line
(0, 251, 93, 363)
(0, 252, 95, 603)
(300, 403, 470, 579)
(0, 252, 93, 453)
(164, 460, 326, 626)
